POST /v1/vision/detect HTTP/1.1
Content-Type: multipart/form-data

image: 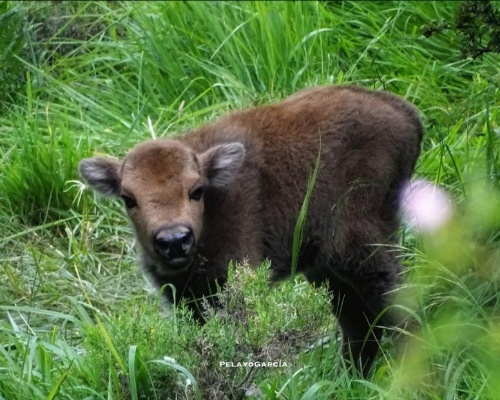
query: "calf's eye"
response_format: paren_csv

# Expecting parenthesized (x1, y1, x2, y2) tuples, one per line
(189, 187, 204, 201)
(121, 194, 138, 209)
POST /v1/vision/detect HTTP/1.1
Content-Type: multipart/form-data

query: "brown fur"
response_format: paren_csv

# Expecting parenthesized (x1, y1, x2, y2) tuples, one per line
(79, 85, 423, 375)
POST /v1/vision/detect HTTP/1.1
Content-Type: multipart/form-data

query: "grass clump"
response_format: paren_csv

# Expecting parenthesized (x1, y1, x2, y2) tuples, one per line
(385, 183, 500, 400)
(0, 107, 92, 225)
(0, 2, 27, 110)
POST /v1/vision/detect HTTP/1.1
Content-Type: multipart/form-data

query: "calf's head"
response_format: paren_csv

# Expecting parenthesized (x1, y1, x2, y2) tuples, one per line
(79, 139, 245, 274)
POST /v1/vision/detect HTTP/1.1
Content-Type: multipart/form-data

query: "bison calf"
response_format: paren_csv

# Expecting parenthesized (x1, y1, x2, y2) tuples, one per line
(79, 85, 423, 374)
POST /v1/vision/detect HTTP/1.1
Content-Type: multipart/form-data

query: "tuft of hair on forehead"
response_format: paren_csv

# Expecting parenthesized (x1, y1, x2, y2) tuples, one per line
(123, 140, 198, 178)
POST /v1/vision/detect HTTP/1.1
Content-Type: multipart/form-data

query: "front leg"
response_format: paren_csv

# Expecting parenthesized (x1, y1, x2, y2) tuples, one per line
(144, 257, 225, 322)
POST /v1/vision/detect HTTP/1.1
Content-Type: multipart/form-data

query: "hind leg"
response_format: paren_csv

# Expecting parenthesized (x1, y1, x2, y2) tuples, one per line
(336, 245, 402, 375)
(306, 246, 401, 375)
(330, 265, 396, 375)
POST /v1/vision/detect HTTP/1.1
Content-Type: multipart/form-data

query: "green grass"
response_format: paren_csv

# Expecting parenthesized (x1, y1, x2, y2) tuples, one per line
(0, 1, 499, 399)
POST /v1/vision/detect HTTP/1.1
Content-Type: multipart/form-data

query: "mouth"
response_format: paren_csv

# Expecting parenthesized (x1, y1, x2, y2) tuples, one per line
(168, 257, 191, 269)
(142, 252, 192, 278)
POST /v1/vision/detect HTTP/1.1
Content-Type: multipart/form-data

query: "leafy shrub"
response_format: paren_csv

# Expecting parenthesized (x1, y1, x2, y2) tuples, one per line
(82, 263, 334, 399)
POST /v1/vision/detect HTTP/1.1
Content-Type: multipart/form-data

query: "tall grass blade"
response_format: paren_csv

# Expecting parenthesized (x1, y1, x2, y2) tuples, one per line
(291, 147, 321, 279)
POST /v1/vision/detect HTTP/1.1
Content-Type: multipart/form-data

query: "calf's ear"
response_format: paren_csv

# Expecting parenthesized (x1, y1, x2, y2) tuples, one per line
(79, 157, 121, 196)
(199, 142, 245, 188)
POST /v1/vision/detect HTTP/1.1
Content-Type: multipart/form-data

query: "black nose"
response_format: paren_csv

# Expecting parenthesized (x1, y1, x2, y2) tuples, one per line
(153, 226, 195, 261)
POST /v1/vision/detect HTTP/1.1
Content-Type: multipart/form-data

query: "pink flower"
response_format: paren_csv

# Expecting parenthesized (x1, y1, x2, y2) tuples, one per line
(400, 179, 452, 233)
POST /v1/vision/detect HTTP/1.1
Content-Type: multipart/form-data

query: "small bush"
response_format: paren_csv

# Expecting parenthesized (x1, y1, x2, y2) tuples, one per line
(82, 263, 334, 399)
